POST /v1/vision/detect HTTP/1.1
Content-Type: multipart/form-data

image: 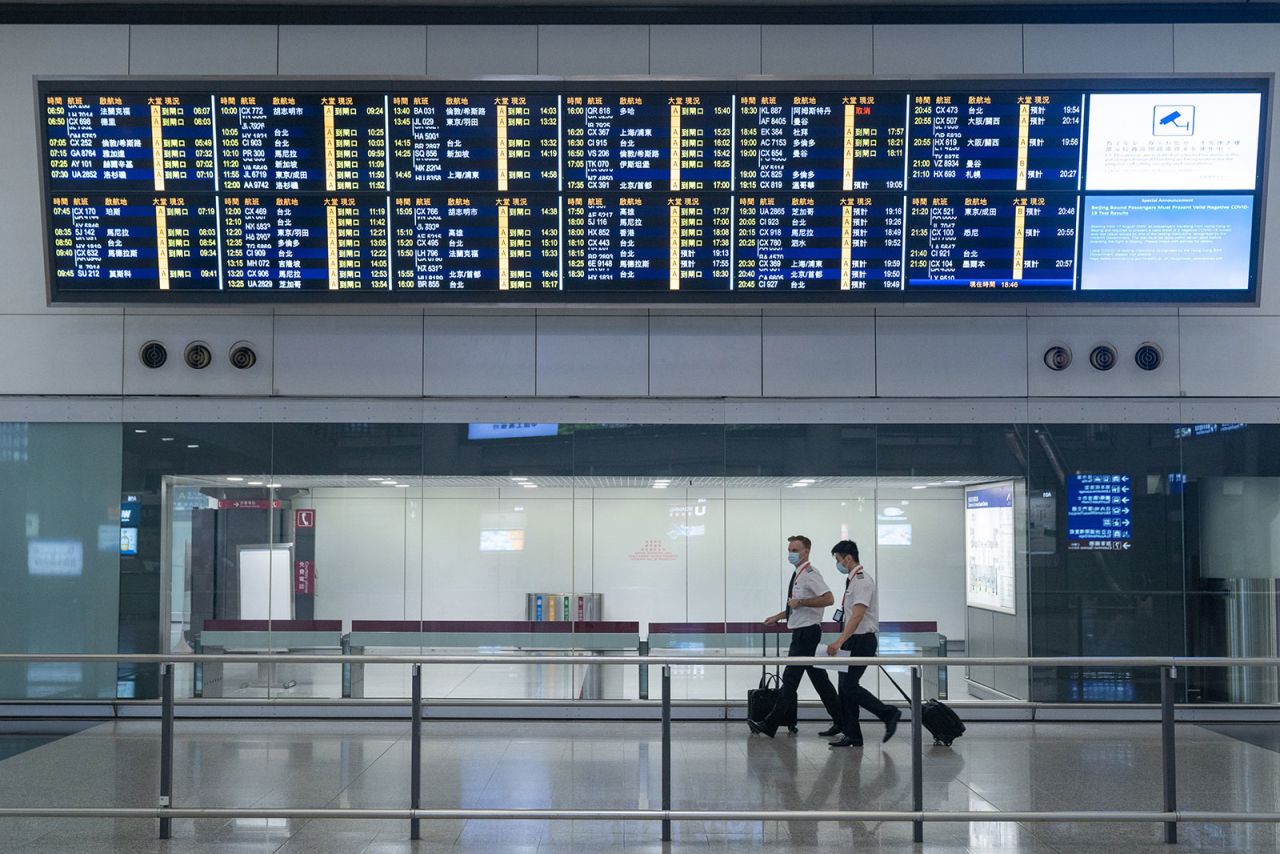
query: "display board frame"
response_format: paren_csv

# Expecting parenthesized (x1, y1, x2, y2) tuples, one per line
(36, 74, 1272, 306)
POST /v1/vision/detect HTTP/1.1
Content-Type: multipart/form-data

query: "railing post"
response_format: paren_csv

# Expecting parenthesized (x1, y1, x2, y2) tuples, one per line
(661, 664, 672, 842)
(638, 639, 649, 700)
(911, 665, 923, 844)
(1161, 664, 1178, 844)
(159, 662, 175, 840)
(410, 663, 422, 842)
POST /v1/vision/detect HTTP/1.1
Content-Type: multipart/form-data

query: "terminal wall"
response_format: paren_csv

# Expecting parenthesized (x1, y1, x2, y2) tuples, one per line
(0, 23, 1277, 405)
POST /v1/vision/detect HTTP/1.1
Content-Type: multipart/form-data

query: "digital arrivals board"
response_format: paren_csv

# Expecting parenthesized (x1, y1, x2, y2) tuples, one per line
(37, 77, 1269, 303)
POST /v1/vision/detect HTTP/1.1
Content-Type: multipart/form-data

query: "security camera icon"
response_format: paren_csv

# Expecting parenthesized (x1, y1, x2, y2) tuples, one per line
(1153, 105, 1194, 136)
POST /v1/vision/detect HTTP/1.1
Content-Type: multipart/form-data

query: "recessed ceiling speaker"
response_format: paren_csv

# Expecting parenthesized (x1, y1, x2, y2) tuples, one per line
(1134, 342, 1163, 372)
(1089, 344, 1118, 372)
(184, 341, 212, 370)
(229, 342, 257, 370)
(1043, 345, 1072, 371)
(139, 340, 167, 370)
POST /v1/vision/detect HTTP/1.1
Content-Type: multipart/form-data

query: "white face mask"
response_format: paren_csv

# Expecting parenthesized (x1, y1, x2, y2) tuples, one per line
(786, 552, 802, 566)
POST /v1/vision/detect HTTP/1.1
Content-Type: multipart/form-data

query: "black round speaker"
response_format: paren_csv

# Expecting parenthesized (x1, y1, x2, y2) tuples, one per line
(184, 341, 212, 370)
(1134, 342, 1163, 372)
(139, 341, 168, 369)
(1089, 344, 1117, 372)
(1043, 345, 1072, 371)
(229, 342, 257, 370)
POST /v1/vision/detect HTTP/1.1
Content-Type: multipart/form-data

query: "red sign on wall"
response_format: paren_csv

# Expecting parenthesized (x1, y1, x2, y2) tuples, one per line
(294, 559, 315, 594)
(295, 509, 315, 528)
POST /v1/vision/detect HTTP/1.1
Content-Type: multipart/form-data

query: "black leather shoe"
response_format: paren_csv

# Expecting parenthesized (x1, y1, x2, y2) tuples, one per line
(828, 736, 864, 748)
(748, 718, 777, 738)
(818, 724, 842, 737)
(883, 708, 902, 743)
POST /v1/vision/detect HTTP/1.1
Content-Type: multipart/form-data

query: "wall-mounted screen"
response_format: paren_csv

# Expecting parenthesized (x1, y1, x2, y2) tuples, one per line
(37, 77, 1268, 304)
(965, 481, 1017, 615)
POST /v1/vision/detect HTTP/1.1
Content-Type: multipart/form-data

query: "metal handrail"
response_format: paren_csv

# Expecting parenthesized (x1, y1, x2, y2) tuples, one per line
(0, 652, 1277, 846)
(1, 652, 1277, 666)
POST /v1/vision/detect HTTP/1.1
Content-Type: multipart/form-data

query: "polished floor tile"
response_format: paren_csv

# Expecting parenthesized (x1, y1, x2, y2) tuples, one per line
(0, 719, 1271, 852)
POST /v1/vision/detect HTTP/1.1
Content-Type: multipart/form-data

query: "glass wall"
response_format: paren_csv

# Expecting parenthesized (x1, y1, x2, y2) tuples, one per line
(6, 420, 1280, 705)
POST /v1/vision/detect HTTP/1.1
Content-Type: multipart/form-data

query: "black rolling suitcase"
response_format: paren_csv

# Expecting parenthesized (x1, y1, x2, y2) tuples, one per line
(746, 629, 797, 733)
(880, 667, 966, 747)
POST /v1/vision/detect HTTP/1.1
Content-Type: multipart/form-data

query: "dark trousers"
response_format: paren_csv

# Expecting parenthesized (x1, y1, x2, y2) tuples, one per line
(764, 624, 842, 725)
(838, 632, 896, 741)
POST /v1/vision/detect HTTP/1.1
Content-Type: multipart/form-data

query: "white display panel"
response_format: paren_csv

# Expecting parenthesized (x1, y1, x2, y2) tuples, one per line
(1085, 92, 1263, 191)
(965, 482, 1017, 615)
(1081, 195, 1254, 291)
(237, 545, 293, 620)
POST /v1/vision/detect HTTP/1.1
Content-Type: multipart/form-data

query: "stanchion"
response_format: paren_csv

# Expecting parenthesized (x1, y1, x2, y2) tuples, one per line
(911, 665, 923, 844)
(638, 639, 649, 700)
(159, 662, 174, 840)
(661, 664, 671, 842)
(1161, 665, 1177, 844)
(411, 664, 422, 841)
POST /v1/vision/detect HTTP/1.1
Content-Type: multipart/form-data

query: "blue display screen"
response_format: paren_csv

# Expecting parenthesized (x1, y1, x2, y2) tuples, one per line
(1066, 474, 1133, 551)
(39, 78, 1268, 303)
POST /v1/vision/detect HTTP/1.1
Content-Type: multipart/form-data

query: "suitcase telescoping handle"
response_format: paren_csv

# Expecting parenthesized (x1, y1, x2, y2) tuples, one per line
(761, 627, 783, 680)
(878, 665, 913, 704)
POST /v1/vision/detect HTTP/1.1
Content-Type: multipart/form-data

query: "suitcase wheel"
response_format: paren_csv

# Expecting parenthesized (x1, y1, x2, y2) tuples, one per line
(788, 726, 798, 734)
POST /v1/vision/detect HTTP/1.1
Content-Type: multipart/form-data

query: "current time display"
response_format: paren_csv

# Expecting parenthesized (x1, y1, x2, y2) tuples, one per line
(38, 78, 1268, 302)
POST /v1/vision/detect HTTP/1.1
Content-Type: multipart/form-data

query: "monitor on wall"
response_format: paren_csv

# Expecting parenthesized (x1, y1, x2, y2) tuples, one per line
(37, 75, 1270, 305)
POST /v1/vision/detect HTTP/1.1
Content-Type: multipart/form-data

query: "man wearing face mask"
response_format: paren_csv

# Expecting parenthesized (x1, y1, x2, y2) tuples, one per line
(748, 535, 844, 738)
(824, 539, 902, 748)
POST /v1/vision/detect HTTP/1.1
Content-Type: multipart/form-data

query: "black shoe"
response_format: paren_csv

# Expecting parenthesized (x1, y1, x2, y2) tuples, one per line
(818, 724, 842, 737)
(828, 736, 864, 748)
(748, 718, 777, 738)
(883, 708, 902, 743)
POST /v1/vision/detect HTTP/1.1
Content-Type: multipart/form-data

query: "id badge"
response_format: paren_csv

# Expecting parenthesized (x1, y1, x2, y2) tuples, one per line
(832, 608, 845, 625)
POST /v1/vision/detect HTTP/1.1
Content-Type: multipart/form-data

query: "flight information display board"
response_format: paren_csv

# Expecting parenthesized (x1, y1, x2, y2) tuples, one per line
(38, 78, 1269, 303)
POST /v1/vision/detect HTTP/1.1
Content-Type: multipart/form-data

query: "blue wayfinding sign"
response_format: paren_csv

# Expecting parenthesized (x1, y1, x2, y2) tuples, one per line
(1067, 474, 1132, 551)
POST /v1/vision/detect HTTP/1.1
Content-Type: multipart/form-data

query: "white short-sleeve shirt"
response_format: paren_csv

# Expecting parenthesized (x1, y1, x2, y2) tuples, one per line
(787, 563, 830, 629)
(842, 565, 879, 635)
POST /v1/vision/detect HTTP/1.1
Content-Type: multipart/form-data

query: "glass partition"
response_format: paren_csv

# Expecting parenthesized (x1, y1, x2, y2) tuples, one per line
(0, 419, 1262, 704)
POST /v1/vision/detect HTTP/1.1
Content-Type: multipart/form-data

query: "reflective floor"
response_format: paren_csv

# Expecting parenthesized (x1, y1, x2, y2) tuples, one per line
(0, 718, 1274, 853)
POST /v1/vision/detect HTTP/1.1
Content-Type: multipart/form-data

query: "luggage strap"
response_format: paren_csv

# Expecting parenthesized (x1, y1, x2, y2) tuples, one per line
(877, 665, 914, 704)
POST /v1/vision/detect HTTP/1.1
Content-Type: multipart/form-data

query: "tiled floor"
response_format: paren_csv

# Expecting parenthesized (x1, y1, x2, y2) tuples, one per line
(0, 718, 1274, 852)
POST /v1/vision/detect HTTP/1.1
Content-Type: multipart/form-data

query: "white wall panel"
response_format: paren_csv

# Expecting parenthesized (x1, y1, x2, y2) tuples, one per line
(761, 25, 873, 76)
(0, 315, 123, 394)
(761, 315, 875, 397)
(1023, 25, 1173, 73)
(0, 26, 129, 314)
(538, 26, 649, 75)
(427, 26, 538, 76)
(650, 26, 761, 76)
(273, 314, 424, 397)
(1180, 316, 1280, 396)
(1027, 316, 1180, 397)
(872, 25, 1023, 76)
(876, 316, 1028, 397)
(535, 315, 648, 397)
(129, 26, 278, 75)
(122, 314, 273, 396)
(1028, 398, 1181, 423)
(424, 315, 535, 397)
(279, 26, 426, 75)
(650, 315, 762, 397)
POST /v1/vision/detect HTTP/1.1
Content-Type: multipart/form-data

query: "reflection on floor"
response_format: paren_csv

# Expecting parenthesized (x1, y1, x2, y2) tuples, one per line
(1199, 723, 1280, 755)
(0, 718, 1274, 852)
(180, 660, 980, 704)
(0, 722, 91, 762)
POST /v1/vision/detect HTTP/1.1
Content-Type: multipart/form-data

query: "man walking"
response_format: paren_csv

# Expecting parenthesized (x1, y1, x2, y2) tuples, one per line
(748, 535, 844, 738)
(824, 539, 902, 747)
